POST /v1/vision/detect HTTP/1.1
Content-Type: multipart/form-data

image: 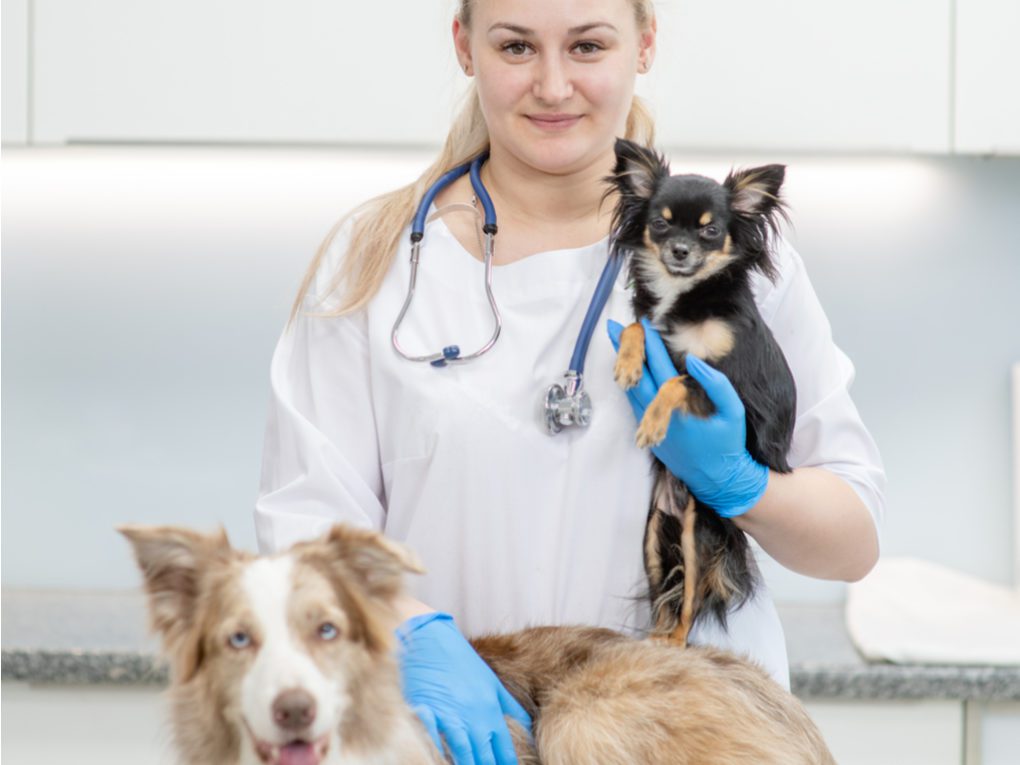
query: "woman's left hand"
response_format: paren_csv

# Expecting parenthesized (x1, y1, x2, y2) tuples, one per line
(607, 318, 769, 518)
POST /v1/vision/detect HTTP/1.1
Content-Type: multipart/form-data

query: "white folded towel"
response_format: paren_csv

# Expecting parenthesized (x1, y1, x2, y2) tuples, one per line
(846, 557, 1020, 665)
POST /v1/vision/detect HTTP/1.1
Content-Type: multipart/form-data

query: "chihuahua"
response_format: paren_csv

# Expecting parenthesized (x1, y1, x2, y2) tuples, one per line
(606, 138, 797, 645)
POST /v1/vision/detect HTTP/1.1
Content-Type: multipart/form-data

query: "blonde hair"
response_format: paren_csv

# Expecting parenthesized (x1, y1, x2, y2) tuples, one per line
(294, 0, 656, 319)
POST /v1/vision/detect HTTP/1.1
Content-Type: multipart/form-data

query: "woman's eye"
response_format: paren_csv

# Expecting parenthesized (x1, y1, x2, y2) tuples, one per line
(650, 218, 670, 234)
(573, 41, 604, 55)
(501, 41, 531, 57)
(317, 622, 339, 641)
(228, 631, 252, 649)
(701, 225, 722, 239)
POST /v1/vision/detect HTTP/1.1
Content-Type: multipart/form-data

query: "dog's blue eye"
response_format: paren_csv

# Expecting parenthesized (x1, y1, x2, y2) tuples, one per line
(702, 225, 722, 239)
(318, 622, 339, 641)
(650, 218, 670, 234)
(228, 631, 252, 649)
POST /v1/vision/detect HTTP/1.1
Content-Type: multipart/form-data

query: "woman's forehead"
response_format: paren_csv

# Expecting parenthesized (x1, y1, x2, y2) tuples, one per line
(469, 0, 639, 31)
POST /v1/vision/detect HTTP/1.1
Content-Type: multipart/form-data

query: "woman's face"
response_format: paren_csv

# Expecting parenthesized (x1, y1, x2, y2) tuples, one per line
(455, 0, 655, 176)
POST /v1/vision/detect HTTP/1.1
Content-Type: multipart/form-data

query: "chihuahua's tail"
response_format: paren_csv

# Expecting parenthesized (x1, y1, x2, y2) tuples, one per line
(643, 467, 757, 642)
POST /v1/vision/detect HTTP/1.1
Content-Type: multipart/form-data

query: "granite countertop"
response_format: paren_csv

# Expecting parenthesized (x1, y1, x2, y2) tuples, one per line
(3, 590, 1019, 701)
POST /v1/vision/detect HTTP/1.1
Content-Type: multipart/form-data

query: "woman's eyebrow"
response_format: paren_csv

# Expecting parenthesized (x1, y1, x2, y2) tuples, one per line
(488, 22, 618, 35)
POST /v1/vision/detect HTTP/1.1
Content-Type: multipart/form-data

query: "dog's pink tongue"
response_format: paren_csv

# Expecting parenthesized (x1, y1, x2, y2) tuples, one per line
(279, 742, 318, 765)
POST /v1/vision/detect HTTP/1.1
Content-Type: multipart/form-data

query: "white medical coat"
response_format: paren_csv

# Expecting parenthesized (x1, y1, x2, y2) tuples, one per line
(255, 211, 886, 689)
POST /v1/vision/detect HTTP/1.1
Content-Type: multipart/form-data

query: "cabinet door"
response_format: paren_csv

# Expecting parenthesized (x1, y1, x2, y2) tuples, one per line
(2, 0, 29, 143)
(954, 0, 1020, 155)
(805, 700, 963, 765)
(32, 0, 466, 145)
(638, 0, 951, 153)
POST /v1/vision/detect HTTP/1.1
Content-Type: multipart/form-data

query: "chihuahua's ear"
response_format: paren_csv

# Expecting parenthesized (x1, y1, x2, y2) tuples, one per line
(610, 137, 670, 200)
(117, 524, 231, 681)
(725, 164, 786, 217)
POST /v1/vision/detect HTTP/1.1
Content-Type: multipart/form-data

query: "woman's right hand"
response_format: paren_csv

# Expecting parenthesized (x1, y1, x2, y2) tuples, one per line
(397, 612, 532, 765)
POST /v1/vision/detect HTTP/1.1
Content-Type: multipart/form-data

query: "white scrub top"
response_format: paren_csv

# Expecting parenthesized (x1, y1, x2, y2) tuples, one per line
(255, 211, 886, 689)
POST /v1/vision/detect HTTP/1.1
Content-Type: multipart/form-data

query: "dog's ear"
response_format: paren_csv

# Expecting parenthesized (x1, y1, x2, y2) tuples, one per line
(323, 525, 425, 601)
(608, 137, 670, 201)
(724, 164, 786, 217)
(117, 524, 230, 680)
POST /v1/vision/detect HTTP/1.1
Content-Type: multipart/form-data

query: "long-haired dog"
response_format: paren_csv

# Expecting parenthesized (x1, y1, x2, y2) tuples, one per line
(120, 524, 833, 764)
(606, 138, 797, 645)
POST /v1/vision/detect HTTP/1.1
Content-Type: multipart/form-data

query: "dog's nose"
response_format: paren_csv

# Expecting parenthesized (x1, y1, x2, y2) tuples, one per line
(670, 242, 690, 259)
(272, 689, 317, 730)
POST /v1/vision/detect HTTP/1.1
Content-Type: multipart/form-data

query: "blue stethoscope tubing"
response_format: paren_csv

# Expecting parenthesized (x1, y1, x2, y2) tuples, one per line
(390, 152, 626, 433)
(392, 153, 500, 367)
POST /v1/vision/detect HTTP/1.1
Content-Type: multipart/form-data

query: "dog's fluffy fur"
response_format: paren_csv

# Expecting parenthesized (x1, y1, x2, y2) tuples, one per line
(605, 138, 798, 644)
(121, 523, 833, 765)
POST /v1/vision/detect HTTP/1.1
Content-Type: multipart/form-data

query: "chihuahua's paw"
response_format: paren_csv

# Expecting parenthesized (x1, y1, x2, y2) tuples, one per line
(614, 322, 647, 390)
(614, 355, 644, 390)
(636, 407, 670, 448)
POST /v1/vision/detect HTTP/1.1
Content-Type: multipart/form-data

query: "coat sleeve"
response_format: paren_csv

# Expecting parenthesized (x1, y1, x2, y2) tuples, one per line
(756, 239, 887, 540)
(254, 225, 386, 553)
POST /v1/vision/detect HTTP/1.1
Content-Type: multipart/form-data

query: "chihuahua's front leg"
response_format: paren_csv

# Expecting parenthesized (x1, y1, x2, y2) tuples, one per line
(613, 322, 646, 390)
(635, 376, 695, 448)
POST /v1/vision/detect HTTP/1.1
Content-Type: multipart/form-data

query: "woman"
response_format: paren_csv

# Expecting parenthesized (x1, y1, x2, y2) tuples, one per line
(255, 1, 885, 763)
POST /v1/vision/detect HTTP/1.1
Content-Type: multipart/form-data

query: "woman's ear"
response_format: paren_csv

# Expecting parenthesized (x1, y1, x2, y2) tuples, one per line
(453, 17, 473, 75)
(638, 15, 657, 73)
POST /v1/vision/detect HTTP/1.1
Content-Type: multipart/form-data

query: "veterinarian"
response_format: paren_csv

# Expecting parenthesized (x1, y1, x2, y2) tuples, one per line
(255, 1, 885, 763)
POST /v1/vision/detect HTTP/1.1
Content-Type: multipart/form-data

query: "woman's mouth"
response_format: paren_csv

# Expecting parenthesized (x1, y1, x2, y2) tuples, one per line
(526, 114, 583, 132)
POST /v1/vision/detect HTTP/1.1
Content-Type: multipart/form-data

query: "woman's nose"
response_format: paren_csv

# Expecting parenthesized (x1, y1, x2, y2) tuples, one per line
(532, 56, 573, 104)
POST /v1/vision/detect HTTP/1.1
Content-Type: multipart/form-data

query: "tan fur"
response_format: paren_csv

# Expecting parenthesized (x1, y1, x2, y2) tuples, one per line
(613, 321, 646, 390)
(665, 317, 736, 362)
(473, 626, 835, 765)
(699, 211, 712, 226)
(644, 498, 665, 591)
(636, 375, 691, 448)
(661, 206, 673, 221)
(671, 496, 698, 646)
(122, 524, 835, 765)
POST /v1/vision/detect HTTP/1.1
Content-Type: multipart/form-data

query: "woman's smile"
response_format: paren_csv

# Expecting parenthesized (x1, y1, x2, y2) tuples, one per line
(525, 113, 584, 131)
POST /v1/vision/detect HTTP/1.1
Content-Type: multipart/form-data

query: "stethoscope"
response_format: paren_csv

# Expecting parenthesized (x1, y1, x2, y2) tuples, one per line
(391, 152, 626, 435)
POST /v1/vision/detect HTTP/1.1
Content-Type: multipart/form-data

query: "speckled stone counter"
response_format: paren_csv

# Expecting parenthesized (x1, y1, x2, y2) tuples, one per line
(3, 590, 1019, 700)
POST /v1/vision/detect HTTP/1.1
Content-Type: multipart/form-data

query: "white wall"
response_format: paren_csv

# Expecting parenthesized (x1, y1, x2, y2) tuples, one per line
(3, 146, 1019, 602)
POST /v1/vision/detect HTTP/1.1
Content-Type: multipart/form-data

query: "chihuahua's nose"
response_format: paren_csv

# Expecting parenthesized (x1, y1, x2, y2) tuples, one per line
(670, 242, 690, 259)
(272, 688, 317, 730)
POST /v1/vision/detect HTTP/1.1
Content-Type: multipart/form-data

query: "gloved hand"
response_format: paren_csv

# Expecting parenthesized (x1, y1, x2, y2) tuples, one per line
(607, 318, 769, 518)
(397, 611, 532, 765)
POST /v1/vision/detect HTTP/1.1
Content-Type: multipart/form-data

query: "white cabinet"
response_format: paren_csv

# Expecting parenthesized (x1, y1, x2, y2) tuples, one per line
(639, 0, 952, 153)
(805, 700, 963, 765)
(1, 0, 29, 143)
(954, 0, 1020, 155)
(1, 683, 174, 765)
(6, 0, 1018, 153)
(30, 0, 465, 145)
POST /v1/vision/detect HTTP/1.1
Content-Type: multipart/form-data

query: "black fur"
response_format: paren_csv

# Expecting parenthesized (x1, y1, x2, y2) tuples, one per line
(606, 138, 797, 634)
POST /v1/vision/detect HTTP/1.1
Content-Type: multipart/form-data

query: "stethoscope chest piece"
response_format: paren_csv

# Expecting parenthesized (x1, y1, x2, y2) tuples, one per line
(544, 372, 593, 435)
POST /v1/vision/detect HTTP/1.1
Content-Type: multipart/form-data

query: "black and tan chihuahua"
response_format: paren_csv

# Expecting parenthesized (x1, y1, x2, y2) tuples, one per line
(606, 138, 797, 645)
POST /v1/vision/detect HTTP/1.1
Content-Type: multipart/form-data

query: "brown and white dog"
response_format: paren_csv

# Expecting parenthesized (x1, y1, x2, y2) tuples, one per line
(120, 523, 835, 765)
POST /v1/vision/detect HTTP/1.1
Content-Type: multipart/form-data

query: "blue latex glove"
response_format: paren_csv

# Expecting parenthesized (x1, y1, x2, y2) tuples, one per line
(397, 612, 532, 765)
(607, 317, 769, 518)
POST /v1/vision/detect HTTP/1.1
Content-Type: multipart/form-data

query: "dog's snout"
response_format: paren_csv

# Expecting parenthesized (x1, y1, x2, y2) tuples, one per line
(272, 688, 317, 730)
(670, 242, 690, 259)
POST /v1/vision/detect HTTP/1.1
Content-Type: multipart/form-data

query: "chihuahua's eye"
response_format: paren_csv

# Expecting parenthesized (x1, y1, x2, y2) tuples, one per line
(228, 630, 252, 650)
(649, 218, 671, 235)
(701, 225, 722, 239)
(317, 622, 340, 641)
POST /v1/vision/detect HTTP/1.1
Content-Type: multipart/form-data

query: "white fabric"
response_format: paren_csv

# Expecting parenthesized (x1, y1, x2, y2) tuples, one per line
(255, 211, 886, 690)
(847, 557, 1020, 665)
